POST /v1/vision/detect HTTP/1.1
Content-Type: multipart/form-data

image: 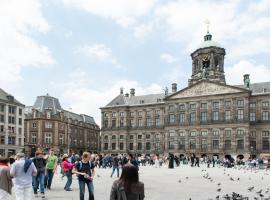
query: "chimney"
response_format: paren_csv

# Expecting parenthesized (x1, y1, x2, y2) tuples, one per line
(243, 74, 250, 88)
(125, 93, 129, 97)
(130, 88, 135, 96)
(172, 83, 177, 93)
(120, 87, 124, 95)
(263, 88, 267, 93)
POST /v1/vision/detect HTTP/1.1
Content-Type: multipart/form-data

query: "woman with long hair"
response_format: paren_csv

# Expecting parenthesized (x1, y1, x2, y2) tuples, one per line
(0, 157, 12, 200)
(110, 164, 144, 200)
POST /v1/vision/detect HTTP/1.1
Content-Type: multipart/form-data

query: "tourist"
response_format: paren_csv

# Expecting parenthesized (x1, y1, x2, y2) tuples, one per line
(10, 153, 37, 200)
(32, 150, 46, 198)
(72, 152, 95, 200)
(62, 154, 75, 191)
(129, 154, 139, 170)
(0, 157, 12, 200)
(110, 164, 145, 200)
(44, 149, 58, 190)
(111, 155, 120, 178)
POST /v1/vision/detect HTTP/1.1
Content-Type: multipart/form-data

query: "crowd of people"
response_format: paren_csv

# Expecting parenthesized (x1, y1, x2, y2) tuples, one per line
(0, 150, 269, 200)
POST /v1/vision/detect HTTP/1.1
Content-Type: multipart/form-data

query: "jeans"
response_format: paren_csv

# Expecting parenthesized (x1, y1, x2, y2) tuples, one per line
(79, 180, 94, 200)
(111, 166, 119, 177)
(64, 171, 73, 190)
(33, 172, 45, 193)
(44, 169, 54, 189)
(14, 185, 32, 200)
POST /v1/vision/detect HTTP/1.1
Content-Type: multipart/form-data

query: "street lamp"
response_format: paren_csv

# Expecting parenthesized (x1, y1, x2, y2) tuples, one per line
(67, 107, 72, 155)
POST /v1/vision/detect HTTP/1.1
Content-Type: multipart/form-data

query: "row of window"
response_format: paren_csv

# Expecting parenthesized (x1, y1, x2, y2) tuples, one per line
(0, 115, 23, 125)
(0, 105, 23, 115)
(103, 139, 270, 151)
(105, 110, 161, 118)
(0, 136, 23, 145)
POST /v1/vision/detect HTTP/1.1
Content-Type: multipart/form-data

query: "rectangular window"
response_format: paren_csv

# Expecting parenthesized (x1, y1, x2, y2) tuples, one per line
(237, 109, 244, 120)
(138, 111, 142, 117)
(120, 143, 124, 150)
(262, 101, 269, 108)
(19, 108, 22, 115)
(129, 135, 134, 140)
(112, 112, 116, 117)
(146, 134, 150, 139)
(169, 105, 174, 111)
(120, 118, 124, 127)
(0, 136, 5, 144)
(44, 132, 52, 144)
(112, 135, 116, 140)
(45, 122, 52, 129)
(190, 131, 196, 137)
(179, 104, 185, 110)
(146, 111, 151, 116)
(146, 118, 151, 127)
(262, 111, 269, 121)
(104, 143, 108, 150)
(169, 114, 175, 124)
(237, 139, 244, 149)
(138, 118, 142, 127)
(190, 104, 196, 110)
(104, 120, 108, 128)
(179, 139, 185, 149)
(213, 140, 219, 149)
(112, 143, 116, 150)
(237, 100, 244, 107)
(262, 131, 270, 137)
(130, 118, 134, 127)
(155, 117, 160, 126)
(225, 140, 231, 150)
(179, 113, 185, 123)
(0, 104, 4, 112)
(138, 135, 142, 139)
(46, 112, 51, 119)
(213, 111, 219, 121)
(213, 102, 219, 109)
(120, 135, 124, 139)
(120, 112, 125, 117)
(19, 118, 22, 125)
(200, 112, 207, 122)
(225, 110, 231, 121)
(225, 130, 231, 137)
(8, 116, 15, 124)
(0, 125, 4, 132)
(130, 112, 134, 117)
(8, 106, 15, 114)
(201, 103, 207, 109)
(250, 131, 256, 137)
(32, 122, 37, 128)
(146, 142, 151, 150)
(201, 139, 207, 149)
(8, 136, 15, 145)
(155, 110, 160, 116)
(250, 112, 256, 122)
(129, 143, 133, 150)
(0, 115, 4, 123)
(249, 103, 256, 108)
(262, 140, 269, 150)
(237, 129, 244, 136)
(168, 141, 174, 149)
(179, 132, 185, 137)
(59, 134, 64, 145)
(111, 119, 116, 128)
(213, 130, 219, 136)
(201, 131, 207, 136)
(137, 143, 142, 150)
(250, 141, 256, 150)
(190, 112, 196, 122)
(225, 101, 231, 107)
(189, 139, 196, 149)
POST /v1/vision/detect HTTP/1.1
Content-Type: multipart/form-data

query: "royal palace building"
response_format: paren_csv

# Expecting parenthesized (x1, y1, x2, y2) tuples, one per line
(100, 30, 270, 159)
(0, 89, 25, 157)
(24, 94, 100, 156)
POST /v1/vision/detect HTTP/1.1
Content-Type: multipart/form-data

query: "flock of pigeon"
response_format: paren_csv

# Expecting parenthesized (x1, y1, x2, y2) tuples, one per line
(177, 166, 270, 200)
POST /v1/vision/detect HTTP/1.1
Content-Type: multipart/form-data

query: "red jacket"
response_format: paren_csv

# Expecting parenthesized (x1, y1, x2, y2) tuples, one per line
(62, 160, 74, 173)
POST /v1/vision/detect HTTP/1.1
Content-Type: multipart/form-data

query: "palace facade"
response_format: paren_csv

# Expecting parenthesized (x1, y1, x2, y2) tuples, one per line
(100, 31, 270, 158)
(24, 94, 100, 156)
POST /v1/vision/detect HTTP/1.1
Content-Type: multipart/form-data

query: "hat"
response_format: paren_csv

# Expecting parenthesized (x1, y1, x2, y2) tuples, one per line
(62, 154, 68, 160)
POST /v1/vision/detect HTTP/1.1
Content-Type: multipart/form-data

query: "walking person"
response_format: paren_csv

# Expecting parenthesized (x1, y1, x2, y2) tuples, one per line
(110, 164, 145, 200)
(111, 156, 120, 178)
(10, 153, 37, 200)
(72, 152, 95, 200)
(32, 150, 46, 198)
(44, 149, 58, 190)
(0, 157, 13, 200)
(62, 154, 75, 191)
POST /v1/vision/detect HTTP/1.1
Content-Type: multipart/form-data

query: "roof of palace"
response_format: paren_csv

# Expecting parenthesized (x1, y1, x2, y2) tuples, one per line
(103, 82, 270, 108)
(0, 88, 24, 106)
(28, 94, 97, 125)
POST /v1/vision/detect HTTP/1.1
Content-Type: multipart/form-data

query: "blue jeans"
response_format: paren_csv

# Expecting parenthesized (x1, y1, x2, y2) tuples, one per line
(33, 172, 45, 193)
(44, 169, 54, 189)
(79, 180, 94, 200)
(64, 171, 73, 190)
(111, 166, 119, 177)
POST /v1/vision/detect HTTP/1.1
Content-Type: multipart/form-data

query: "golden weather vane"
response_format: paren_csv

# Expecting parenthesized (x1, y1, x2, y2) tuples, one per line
(205, 19, 210, 33)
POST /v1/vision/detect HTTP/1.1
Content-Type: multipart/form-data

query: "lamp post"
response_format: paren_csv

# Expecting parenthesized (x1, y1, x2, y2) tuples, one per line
(67, 107, 72, 155)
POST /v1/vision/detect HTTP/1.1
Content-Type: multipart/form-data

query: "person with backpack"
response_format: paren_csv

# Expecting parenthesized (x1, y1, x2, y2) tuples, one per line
(62, 154, 75, 191)
(110, 164, 145, 200)
(10, 153, 37, 200)
(32, 150, 47, 198)
(111, 155, 120, 178)
(72, 152, 95, 200)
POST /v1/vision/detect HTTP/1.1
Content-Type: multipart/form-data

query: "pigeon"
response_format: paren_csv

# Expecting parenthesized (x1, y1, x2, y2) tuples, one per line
(217, 188, 221, 192)
(186, 177, 189, 180)
(248, 186, 254, 191)
(237, 177, 240, 181)
(256, 189, 262, 194)
(230, 177, 234, 181)
(217, 183, 221, 186)
(97, 175, 101, 178)
(178, 180, 181, 183)
(215, 195, 219, 199)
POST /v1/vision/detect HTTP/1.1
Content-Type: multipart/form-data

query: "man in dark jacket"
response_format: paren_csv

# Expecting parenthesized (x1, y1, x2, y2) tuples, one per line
(111, 156, 120, 178)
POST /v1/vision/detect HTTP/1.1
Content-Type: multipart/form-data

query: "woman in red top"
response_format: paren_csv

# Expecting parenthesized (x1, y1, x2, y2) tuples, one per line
(62, 154, 75, 191)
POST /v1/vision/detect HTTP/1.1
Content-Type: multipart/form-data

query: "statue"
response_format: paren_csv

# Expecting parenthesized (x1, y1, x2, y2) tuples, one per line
(164, 87, 169, 96)
(244, 74, 250, 88)
(202, 67, 208, 79)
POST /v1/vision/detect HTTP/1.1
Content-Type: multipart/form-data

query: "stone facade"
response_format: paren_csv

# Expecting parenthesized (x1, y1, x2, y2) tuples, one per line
(100, 32, 270, 158)
(0, 89, 25, 157)
(24, 94, 100, 156)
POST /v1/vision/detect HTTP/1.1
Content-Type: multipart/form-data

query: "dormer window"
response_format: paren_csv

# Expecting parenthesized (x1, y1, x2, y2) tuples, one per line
(47, 112, 51, 119)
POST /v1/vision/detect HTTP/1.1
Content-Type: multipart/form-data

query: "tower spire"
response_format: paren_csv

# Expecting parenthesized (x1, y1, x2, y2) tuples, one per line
(204, 19, 212, 41)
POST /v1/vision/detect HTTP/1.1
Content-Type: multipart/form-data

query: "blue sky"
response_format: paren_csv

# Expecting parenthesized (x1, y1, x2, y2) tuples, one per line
(1, 0, 270, 125)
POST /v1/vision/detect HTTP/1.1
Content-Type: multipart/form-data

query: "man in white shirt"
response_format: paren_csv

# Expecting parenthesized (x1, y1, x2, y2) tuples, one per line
(10, 153, 37, 200)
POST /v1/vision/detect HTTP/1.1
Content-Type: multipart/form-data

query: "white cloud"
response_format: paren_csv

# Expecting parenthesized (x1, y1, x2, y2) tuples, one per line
(155, 0, 270, 59)
(78, 44, 125, 70)
(62, 0, 157, 28)
(0, 0, 54, 90)
(226, 60, 270, 84)
(134, 23, 153, 38)
(60, 69, 163, 125)
(160, 53, 178, 64)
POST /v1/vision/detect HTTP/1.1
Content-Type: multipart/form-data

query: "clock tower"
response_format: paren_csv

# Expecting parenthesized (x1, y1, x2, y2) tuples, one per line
(188, 27, 226, 86)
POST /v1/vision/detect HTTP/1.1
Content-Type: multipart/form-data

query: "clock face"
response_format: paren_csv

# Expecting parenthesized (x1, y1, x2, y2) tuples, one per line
(202, 54, 209, 61)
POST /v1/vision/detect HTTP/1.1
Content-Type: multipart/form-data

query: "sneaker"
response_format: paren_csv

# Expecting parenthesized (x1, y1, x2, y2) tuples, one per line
(41, 193, 45, 199)
(65, 188, 72, 191)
